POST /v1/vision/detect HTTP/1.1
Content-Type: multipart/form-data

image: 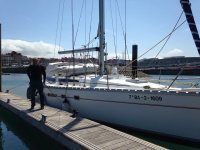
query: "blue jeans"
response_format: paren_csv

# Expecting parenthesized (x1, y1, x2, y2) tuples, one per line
(30, 81, 44, 107)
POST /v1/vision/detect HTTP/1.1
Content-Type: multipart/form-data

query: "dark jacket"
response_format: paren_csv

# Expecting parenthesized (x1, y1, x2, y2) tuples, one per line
(27, 65, 46, 83)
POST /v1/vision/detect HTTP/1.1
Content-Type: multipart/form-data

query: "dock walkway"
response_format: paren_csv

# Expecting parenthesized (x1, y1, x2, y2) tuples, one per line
(0, 92, 167, 150)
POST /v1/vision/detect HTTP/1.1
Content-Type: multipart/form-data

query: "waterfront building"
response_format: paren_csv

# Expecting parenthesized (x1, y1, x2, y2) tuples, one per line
(1, 51, 29, 67)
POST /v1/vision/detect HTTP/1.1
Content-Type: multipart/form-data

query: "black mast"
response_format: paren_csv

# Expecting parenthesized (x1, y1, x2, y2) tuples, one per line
(0, 24, 2, 92)
(180, 0, 200, 56)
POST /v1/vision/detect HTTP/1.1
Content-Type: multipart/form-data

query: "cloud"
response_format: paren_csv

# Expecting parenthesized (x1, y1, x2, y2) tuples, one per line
(2, 39, 63, 58)
(160, 48, 184, 58)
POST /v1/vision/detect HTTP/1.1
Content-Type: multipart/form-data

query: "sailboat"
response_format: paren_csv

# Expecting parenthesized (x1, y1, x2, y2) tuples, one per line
(44, 0, 200, 143)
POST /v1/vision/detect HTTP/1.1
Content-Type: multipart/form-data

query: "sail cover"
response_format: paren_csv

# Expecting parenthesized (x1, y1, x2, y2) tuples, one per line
(180, 0, 200, 56)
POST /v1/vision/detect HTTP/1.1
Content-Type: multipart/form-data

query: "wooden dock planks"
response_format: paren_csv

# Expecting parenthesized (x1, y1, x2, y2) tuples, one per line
(0, 92, 167, 150)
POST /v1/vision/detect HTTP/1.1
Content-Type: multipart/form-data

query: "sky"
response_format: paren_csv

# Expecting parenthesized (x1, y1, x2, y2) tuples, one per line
(0, 0, 200, 60)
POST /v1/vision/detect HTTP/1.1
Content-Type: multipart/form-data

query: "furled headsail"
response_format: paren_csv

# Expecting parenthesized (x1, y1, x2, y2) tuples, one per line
(180, 0, 200, 55)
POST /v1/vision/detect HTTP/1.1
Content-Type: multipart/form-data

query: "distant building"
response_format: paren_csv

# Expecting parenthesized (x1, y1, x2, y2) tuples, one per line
(138, 56, 200, 68)
(138, 56, 200, 75)
(2, 53, 14, 66)
(106, 59, 131, 66)
(2, 51, 29, 66)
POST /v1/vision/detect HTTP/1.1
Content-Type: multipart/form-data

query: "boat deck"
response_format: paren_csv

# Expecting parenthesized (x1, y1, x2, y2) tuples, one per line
(0, 92, 167, 150)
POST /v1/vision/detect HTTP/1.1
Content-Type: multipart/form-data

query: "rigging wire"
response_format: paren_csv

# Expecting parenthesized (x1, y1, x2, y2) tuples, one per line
(84, 0, 87, 48)
(152, 11, 184, 61)
(58, 0, 66, 52)
(115, 0, 125, 42)
(84, 0, 95, 86)
(109, 0, 129, 65)
(167, 68, 184, 90)
(124, 0, 127, 66)
(120, 18, 188, 73)
(68, 0, 98, 87)
(66, 0, 97, 86)
(50, 0, 66, 123)
(53, 0, 62, 58)
(115, 1, 118, 58)
(149, 11, 184, 86)
(138, 20, 187, 60)
(88, 0, 94, 46)
(73, 0, 85, 48)
(109, 0, 118, 59)
(115, 0, 130, 60)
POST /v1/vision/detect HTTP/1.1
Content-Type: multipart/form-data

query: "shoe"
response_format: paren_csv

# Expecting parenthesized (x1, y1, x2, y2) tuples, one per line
(30, 106, 34, 110)
(70, 110, 78, 118)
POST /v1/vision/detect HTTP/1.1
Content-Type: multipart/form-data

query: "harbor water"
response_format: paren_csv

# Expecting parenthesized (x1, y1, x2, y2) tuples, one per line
(1, 73, 200, 150)
(1, 74, 66, 150)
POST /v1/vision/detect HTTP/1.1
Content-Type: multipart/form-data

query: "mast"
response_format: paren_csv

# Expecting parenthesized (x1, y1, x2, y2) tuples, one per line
(59, 0, 105, 76)
(99, 0, 105, 75)
(180, 0, 200, 56)
(0, 24, 2, 92)
(71, 0, 75, 85)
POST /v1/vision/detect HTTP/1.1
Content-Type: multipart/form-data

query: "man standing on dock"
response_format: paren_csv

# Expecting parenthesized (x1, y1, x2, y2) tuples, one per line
(27, 58, 46, 110)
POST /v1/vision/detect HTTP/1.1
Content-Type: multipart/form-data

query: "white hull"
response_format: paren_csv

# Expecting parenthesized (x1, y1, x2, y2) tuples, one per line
(44, 84, 200, 142)
(46, 62, 98, 77)
(41, 0, 200, 144)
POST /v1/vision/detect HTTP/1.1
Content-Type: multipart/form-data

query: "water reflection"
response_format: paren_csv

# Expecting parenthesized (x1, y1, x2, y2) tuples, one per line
(0, 107, 66, 150)
(0, 121, 3, 150)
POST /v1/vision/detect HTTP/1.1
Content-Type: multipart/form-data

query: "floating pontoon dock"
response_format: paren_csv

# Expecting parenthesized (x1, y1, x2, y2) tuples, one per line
(0, 92, 167, 150)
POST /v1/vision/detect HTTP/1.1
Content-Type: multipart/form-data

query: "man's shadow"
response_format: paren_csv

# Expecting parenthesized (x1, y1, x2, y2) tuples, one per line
(26, 107, 43, 112)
